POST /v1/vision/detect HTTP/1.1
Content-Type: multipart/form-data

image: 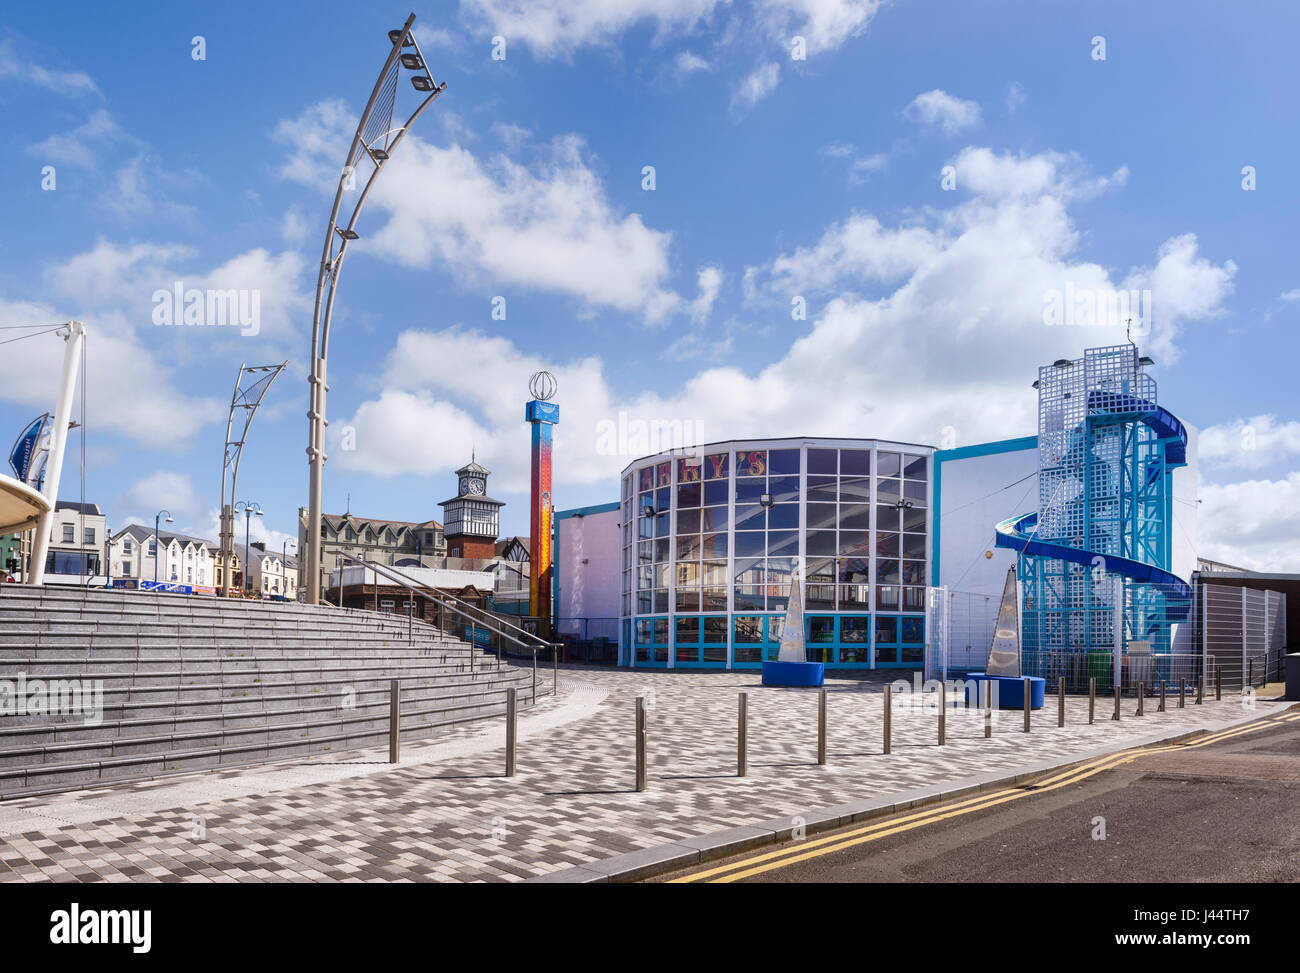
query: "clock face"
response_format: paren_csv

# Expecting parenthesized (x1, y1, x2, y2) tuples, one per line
(467, 479, 484, 495)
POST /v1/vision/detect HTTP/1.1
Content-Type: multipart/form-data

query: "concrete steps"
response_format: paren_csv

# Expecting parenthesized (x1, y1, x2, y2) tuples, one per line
(0, 585, 537, 799)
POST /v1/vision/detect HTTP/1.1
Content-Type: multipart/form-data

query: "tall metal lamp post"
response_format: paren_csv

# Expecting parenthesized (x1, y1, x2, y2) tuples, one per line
(234, 500, 262, 596)
(282, 539, 296, 599)
(305, 13, 448, 604)
(153, 510, 173, 585)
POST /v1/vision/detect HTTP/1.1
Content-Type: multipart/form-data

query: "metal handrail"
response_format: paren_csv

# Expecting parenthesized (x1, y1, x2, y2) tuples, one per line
(336, 552, 559, 657)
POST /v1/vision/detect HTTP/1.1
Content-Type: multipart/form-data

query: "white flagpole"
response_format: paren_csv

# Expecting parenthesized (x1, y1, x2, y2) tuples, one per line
(27, 321, 85, 586)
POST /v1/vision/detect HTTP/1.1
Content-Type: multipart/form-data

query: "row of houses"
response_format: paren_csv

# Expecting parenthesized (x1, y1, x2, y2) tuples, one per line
(2, 501, 298, 598)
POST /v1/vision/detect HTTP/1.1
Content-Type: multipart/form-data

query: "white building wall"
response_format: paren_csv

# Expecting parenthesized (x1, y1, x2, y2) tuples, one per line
(555, 506, 621, 634)
(935, 440, 1039, 598)
(934, 440, 1040, 668)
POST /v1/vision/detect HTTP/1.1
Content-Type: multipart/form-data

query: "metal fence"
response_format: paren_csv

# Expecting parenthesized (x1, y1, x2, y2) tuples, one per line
(927, 580, 1288, 693)
(554, 616, 619, 665)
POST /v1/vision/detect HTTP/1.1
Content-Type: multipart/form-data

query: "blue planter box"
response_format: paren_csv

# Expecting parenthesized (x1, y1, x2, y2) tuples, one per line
(761, 661, 825, 687)
(964, 673, 1046, 709)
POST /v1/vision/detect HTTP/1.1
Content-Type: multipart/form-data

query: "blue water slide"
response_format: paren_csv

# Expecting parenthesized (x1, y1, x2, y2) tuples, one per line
(1086, 390, 1188, 466)
(994, 512, 1191, 623)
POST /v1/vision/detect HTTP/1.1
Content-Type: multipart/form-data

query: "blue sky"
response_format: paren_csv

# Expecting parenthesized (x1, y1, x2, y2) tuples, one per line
(1, 0, 1298, 569)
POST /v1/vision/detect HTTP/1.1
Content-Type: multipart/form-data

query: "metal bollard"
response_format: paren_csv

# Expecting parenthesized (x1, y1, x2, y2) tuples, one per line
(938, 681, 946, 746)
(883, 685, 892, 755)
(505, 688, 517, 777)
(984, 681, 992, 738)
(1179, 678, 1186, 709)
(1159, 680, 1166, 712)
(1137, 683, 1145, 716)
(635, 696, 647, 792)
(1022, 678, 1031, 733)
(532, 650, 537, 704)
(388, 679, 400, 763)
(817, 689, 827, 766)
(1197, 676, 1203, 705)
(553, 644, 559, 696)
(1089, 677, 1096, 725)
(1058, 677, 1065, 728)
(1113, 684, 1121, 721)
(737, 693, 748, 777)
(1215, 668, 1221, 701)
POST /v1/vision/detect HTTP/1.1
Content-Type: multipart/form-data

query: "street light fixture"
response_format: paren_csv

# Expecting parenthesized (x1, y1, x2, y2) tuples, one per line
(153, 510, 173, 585)
(305, 13, 449, 605)
(234, 500, 262, 596)
(282, 539, 297, 599)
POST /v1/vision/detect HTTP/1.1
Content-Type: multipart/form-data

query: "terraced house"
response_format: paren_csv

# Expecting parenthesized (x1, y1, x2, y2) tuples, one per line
(108, 525, 216, 592)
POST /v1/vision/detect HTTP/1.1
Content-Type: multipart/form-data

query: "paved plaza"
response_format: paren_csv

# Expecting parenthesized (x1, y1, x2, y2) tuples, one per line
(0, 667, 1284, 882)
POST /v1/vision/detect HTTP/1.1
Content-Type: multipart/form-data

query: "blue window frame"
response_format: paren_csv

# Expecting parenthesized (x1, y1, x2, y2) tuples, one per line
(805, 614, 873, 666)
(874, 614, 924, 667)
(674, 615, 728, 667)
(731, 614, 785, 667)
(634, 617, 669, 666)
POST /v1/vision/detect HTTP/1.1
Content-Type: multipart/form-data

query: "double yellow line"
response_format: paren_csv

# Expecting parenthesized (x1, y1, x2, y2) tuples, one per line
(671, 710, 1300, 883)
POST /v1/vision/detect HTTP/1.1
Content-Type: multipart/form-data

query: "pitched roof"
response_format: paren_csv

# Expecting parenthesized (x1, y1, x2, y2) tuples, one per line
(320, 513, 442, 533)
(111, 524, 216, 549)
(55, 501, 102, 515)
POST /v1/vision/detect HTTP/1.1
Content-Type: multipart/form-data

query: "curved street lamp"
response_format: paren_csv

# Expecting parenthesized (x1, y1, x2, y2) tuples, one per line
(153, 510, 173, 585)
(305, 13, 449, 604)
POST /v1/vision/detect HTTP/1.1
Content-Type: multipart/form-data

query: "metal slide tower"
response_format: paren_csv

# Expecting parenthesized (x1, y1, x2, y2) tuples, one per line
(995, 344, 1191, 684)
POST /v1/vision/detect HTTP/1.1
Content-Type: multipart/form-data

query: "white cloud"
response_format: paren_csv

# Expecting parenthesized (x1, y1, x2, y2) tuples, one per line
(689, 266, 723, 322)
(0, 297, 224, 449)
(822, 142, 888, 183)
(281, 207, 310, 245)
(731, 62, 781, 113)
(1004, 81, 1027, 114)
(756, 0, 886, 56)
(328, 145, 1236, 498)
(905, 89, 982, 134)
(674, 50, 712, 76)
(117, 471, 203, 524)
(276, 102, 681, 321)
(491, 121, 531, 151)
(1199, 474, 1300, 572)
(27, 109, 130, 169)
(45, 239, 309, 350)
(459, 0, 722, 59)
(952, 146, 1128, 201)
(1199, 415, 1300, 470)
(1280, 288, 1300, 302)
(0, 39, 99, 96)
(1120, 232, 1236, 361)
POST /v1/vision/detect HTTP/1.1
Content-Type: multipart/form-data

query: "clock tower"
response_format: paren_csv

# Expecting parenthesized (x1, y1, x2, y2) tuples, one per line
(439, 457, 503, 559)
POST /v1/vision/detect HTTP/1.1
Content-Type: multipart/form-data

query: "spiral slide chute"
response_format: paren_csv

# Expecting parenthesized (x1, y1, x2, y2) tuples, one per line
(1086, 390, 1188, 466)
(994, 512, 1191, 622)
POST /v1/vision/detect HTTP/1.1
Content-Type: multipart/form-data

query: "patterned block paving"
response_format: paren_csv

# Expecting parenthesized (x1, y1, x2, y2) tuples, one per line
(0, 668, 1279, 882)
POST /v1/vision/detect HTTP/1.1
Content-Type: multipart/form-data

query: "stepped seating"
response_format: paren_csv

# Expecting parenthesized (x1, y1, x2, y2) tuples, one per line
(0, 585, 537, 799)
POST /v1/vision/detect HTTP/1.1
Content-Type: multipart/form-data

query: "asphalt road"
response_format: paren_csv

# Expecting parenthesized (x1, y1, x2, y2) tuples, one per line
(661, 708, 1300, 883)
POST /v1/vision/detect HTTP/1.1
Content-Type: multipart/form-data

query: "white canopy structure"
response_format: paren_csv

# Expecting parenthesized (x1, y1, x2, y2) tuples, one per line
(0, 472, 50, 535)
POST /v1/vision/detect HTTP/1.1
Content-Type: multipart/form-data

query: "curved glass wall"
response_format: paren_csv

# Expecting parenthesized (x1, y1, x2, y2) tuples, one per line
(620, 439, 931, 669)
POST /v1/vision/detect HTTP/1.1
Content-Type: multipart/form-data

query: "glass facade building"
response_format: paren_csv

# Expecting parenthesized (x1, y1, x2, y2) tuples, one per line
(619, 438, 932, 669)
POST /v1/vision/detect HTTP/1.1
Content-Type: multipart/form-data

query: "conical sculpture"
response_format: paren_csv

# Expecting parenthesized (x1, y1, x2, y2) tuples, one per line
(777, 564, 806, 663)
(986, 566, 1021, 677)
